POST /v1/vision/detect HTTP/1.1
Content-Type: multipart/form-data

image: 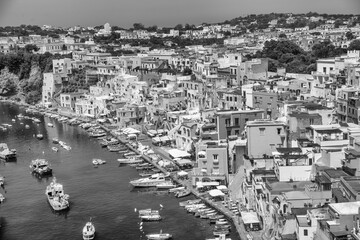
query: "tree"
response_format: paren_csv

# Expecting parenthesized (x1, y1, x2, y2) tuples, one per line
(24, 44, 39, 53)
(346, 31, 355, 40)
(133, 23, 144, 30)
(174, 24, 183, 30)
(348, 39, 360, 50)
(279, 33, 287, 38)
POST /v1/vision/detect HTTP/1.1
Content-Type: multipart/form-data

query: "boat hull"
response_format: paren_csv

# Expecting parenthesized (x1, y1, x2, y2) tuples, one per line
(47, 197, 69, 211)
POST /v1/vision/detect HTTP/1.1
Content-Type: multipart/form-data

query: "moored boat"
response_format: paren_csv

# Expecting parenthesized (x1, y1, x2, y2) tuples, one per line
(140, 214, 162, 221)
(175, 189, 192, 198)
(52, 138, 59, 144)
(0, 143, 16, 161)
(156, 181, 176, 189)
(45, 178, 69, 211)
(0, 193, 5, 203)
(30, 159, 52, 176)
(138, 208, 160, 216)
(36, 134, 44, 140)
(25, 124, 30, 129)
(52, 147, 59, 152)
(146, 231, 172, 240)
(130, 173, 168, 188)
(47, 123, 54, 127)
(82, 220, 95, 240)
(117, 158, 143, 164)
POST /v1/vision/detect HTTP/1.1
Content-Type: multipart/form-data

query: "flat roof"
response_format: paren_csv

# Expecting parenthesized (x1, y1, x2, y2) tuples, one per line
(323, 169, 349, 179)
(296, 215, 310, 227)
(329, 201, 360, 215)
(342, 176, 360, 193)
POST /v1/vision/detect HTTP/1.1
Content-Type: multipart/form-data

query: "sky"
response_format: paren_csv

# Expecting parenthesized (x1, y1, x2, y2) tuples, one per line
(0, 0, 359, 28)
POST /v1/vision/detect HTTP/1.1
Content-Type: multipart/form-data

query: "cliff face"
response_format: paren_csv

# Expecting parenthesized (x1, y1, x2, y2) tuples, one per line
(0, 64, 43, 104)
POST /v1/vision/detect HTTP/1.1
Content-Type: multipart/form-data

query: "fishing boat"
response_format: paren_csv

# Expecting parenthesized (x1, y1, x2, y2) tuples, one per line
(36, 134, 44, 140)
(175, 189, 192, 198)
(156, 181, 176, 189)
(47, 123, 54, 127)
(82, 220, 95, 240)
(130, 173, 168, 188)
(92, 159, 106, 165)
(52, 147, 59, 152)
(206, 234, 231, 240)
(52, 138, 59, 144)
(117, 158, 143, 164)
(30, 159, 53, 176)
(138, 209, 160, 216)
(45, 178, 69, 211)
(140, 214, 162, 221)
(146, 230, 172, 240)
(168, 186, 185, 193)
(0, 143, 16, 161)
(0, 175, 4, 187)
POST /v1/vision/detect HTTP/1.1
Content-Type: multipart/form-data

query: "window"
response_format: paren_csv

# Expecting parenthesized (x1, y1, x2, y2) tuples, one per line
(323, 67, 326, 73)
(225, 118, 230, 125)
(277, 128, 281, 135)
(226, 96, 229, 101)
(235, 118, 239, 126)
(310, 119, 314, 125)
(213, 154, 218, 160)
(234, 97, 237, 102)
(304, 229, 308, 236)
(260, 128, 265, 136)
(235, 130, 240, 135)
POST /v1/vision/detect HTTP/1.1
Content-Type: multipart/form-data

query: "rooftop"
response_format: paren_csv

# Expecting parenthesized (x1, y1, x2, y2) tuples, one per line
(323, 169, 349, 179)
(329, 201, 360, 215)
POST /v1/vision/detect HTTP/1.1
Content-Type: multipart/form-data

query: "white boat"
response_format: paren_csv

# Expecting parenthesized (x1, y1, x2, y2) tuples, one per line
(30, 159, 53, 176)
(36, 134, 44, 140)
(52, 147, 59, 152)
(0, 175, 4, 187)
(175, 189, 191, 198)
(59, 141, 71, 150)
(156, 181, 176, 189)
(45, 178, 69, 211)
(47, 123, 54, 127)
(206, 234, 231, 240)
(117, 158, 143, 164)
(215, 219, 228, 225)
(138, 209, 160, 216)
(0, 143, 16, 160)
(0, 193, 5, 203)
(92, 159, 106, 165)
(82, 221, 95, 240)
(25, 124, 30, 129)
(146, 230, 172, 240)
(130, 173, 168, 188)
(140, 214, 162, 221)
(52, 138, 59, 144)
(168, 186, 185, 193)
(33, 118, 41, 124)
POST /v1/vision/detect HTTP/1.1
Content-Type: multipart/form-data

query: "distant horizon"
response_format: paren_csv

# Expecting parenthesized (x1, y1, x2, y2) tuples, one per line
(0, 0, 359, 28)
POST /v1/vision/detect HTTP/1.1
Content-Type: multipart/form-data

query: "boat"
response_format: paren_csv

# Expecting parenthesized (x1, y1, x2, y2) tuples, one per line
(138, 209, 160, 216)
(117, 158, 143, 164)
(124, 152, 136, 157)
(59, 141, 71, 150)
(146, 231, 172, 240)
(0, 193, 5, 203)
(36, 134, 44, 140)
(169, 186, 185, 193)
(107, 144, 127, 152)
(140, 214, 162, 221)
(206, 234, 231, 240)
(92, 159, 106, 165)
(215, 219, 228, 225)
(82, 220, 95, 240)
(213, 229, 230, 237)
(129, 173, 168, 188)
(25, 124, 30, 129)
(52, 147, 59, 152)
(47, 123, 54, 127)
(45, 178, 70, 211)
(139, 172, 153, 177)
(156, 181, 176, 189)
(175, 189, 192, 198)
(0, 143, 16, 161)
(52, 138, 59, 144)
(179, 199, 202, 207)
(0, 175, 4, 187)
(30, 159, 53, 176)
(33, 118, 41, 124)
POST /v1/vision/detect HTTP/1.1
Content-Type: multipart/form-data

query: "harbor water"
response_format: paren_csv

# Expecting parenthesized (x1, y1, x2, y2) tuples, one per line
(0, 102, 240, 240)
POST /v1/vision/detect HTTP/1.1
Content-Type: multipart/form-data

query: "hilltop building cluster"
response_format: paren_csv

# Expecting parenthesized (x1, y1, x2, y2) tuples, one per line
(1, 13, 360, 240)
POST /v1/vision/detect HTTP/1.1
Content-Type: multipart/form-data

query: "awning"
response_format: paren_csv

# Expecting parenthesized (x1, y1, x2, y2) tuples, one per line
(168, 149, 191, 158)
(216, 185, 228, 190)
(208, 189, 225, 197)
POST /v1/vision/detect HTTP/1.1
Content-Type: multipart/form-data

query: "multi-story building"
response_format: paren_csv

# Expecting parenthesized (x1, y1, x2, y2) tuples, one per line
(60, 92, 83, 111)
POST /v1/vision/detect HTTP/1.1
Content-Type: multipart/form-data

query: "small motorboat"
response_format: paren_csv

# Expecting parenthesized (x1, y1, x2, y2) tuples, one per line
(82, 220, 95, 240)
(215, 219, 229, 225)
(52, 147, 59, 152)
(0, 175, 5, 187)
(25, 125, 30, 129)
(36, 134, 44, 140)
(146, 230, 172, 240)
(168, 186, 185, 193)
(138, 209, 160, 216)
(156, 181, 176, 189)
(0, 193, 5, 203)
(47, 123, 54, 127)
(140, 214, 162, 221)
(175, 189, 191, 198)
(52, 138, 59, 144)
(92, 159, 106, 165)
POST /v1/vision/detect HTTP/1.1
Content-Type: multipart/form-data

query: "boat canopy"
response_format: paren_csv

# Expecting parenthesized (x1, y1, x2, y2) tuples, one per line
(208, 189, 225, 197)
(241, 211, 260, 224)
